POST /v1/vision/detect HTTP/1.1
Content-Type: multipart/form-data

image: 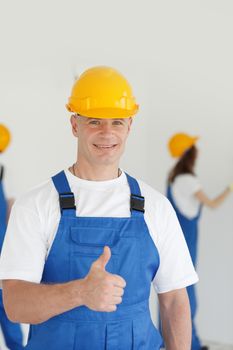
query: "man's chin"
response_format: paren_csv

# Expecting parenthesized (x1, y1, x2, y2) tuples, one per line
(93, 157, 119, 167)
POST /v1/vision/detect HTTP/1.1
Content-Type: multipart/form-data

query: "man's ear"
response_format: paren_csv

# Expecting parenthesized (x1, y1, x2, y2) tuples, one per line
(70, 115, 78, 137)
(127, 117, 133, 133)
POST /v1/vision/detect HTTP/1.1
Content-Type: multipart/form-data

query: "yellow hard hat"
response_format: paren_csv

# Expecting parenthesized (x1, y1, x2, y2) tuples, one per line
(0, 124, 11, 153)
(66, 66, 139, 119)
(168, 133, 199, 158)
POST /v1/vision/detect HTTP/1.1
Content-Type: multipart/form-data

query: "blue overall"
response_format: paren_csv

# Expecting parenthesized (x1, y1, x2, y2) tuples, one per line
(25, 171, 163, 349)
(167, 185, 202, 350)
(0, 167, 24, 350)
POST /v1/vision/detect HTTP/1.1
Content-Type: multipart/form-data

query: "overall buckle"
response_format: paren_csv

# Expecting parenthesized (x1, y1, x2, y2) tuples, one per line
(130, 194, 145, 213)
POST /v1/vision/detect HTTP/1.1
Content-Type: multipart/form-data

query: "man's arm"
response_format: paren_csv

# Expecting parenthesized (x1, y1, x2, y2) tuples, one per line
(158, 288, 191, 350)
(2, 279, 85, 324)
(2, 246, 125, 324)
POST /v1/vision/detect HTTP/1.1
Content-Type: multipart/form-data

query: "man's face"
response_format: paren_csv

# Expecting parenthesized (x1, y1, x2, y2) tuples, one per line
(71, 115, 132, 167)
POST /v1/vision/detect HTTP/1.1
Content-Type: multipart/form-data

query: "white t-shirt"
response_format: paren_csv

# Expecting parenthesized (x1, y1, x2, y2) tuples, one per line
(0, 170, 198, 294)
(171, 174, 202, 219)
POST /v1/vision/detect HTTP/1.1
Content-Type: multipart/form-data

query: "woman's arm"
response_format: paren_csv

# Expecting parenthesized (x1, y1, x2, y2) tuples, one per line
(7, 197, 14, 222)
(195, 187, 231, 208)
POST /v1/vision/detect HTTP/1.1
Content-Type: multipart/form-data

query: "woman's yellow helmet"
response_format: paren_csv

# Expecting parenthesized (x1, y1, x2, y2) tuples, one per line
(168, 133, 199, 158)
(0, 124, 11, 153)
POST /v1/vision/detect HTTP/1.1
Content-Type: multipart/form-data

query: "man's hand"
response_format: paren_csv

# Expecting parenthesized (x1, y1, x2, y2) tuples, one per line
(81, 246, 126, 312)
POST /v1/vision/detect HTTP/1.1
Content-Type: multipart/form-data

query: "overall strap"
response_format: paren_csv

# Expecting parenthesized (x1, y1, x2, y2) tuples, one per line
(52, 171, 76, 216)
(166, 185, 173, 203)
(0, 165, 4, 182)
(167, 184, 182, 216)
(125, 173, 145, 217)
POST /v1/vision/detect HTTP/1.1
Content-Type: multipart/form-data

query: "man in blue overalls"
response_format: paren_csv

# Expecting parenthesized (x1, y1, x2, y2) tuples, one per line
(0, 67, 198, 349)
(0, 124, 24, 350)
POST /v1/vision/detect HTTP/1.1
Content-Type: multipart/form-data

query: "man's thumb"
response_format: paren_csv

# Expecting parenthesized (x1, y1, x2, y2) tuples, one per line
(94, 246, 111, 270)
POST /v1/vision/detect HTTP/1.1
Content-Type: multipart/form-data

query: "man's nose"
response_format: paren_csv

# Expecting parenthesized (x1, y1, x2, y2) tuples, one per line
(100, 122, 113, 133)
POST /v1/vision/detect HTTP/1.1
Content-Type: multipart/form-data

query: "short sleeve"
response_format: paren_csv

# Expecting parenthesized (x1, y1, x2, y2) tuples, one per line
(180, 175, 202, 196)
(152, 198, 198, 293)
(0, 202, 47, 285)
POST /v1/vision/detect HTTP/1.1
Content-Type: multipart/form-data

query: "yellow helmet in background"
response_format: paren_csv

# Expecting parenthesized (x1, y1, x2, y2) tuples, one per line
(168, 133, 199, 158)
(66, 66, 139, 119)
(0, 124, 11, 153)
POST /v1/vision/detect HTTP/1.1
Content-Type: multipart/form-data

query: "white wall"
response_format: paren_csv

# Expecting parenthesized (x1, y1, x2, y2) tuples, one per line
(0, 0, 233, 347)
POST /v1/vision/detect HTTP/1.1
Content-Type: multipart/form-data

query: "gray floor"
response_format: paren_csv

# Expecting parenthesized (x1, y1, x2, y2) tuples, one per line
(159, 342, 233, 350)
(205, 342, 233, 350)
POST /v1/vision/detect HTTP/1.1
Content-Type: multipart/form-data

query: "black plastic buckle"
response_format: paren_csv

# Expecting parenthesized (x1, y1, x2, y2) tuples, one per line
(59, 192, 76, 210)
(130, 194, 145, 213)
(0, 165, 4, 181)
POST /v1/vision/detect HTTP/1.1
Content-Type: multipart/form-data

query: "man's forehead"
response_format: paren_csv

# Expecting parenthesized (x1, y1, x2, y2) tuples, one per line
(77, 115, 130, 122)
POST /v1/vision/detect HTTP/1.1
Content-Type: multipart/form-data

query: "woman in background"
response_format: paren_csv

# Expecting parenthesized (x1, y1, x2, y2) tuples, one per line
(0, 124, 23, 350)
(167, 133, 233, 350)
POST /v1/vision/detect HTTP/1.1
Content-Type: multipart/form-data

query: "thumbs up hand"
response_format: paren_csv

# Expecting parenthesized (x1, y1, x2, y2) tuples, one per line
(92, 245, 112, 270)
(81, 246, 126, 312)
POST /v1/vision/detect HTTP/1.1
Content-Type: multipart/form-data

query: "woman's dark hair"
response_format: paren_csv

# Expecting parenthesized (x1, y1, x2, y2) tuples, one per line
(168, 145, 198, 184)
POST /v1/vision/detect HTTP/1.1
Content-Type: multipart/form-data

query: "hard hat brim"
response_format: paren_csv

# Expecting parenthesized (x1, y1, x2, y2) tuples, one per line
(66, 105, 139, 119)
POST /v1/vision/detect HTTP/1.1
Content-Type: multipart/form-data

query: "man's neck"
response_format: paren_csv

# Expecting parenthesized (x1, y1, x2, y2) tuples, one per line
(71, 162, 120, 181)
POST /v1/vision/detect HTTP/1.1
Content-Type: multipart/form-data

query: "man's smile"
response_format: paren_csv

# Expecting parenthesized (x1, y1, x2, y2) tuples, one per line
(93, 144, 118, 149)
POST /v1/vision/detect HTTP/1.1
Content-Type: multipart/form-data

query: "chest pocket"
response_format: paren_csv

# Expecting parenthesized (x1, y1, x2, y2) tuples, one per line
(69, 227, 120, 279)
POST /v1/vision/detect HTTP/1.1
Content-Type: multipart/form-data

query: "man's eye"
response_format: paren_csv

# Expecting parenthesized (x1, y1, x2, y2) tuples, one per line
(113, 120, 124, 125)
(89, 120, 100, 125)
